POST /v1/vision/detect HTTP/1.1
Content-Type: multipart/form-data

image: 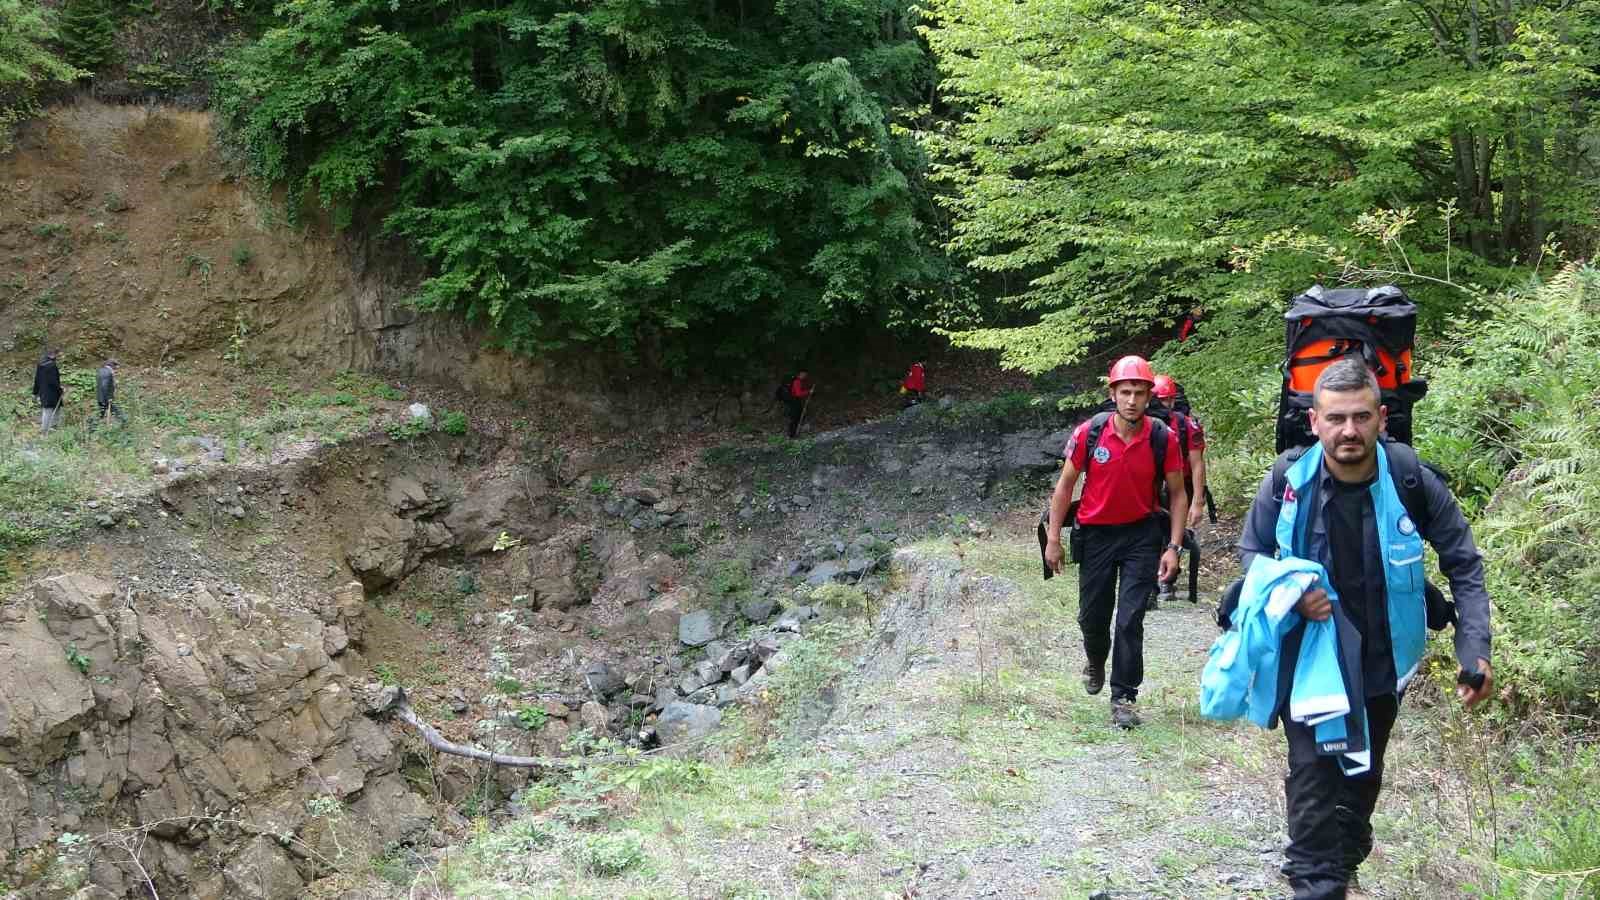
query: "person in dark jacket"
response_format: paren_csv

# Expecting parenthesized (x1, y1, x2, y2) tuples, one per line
(1238, 357, 1492, 900)
(95, 359, 125, 426)
(31, 349, 64, 433)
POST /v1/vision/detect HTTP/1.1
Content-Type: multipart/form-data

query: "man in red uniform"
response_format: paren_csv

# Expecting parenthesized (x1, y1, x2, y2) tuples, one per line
(901, 361, 926, 406)
(1043, 356, 1188, 728)
(784, 370, 814, 438)
(1150, 373, 1209, 607)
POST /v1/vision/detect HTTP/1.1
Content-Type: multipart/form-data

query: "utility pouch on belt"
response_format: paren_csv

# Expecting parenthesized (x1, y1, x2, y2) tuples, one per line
(1035, 502, 1085, 580)
(1068, 500, 1086, 564)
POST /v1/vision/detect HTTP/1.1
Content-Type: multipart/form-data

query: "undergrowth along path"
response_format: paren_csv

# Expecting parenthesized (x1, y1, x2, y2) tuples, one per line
(437, 534, 1498, 899)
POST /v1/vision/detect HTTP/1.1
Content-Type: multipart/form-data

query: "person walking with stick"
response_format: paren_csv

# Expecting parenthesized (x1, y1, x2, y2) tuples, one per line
(95, 358, 126, 427)
(783, 370, 815, 438)
(31, 349, 64, 434)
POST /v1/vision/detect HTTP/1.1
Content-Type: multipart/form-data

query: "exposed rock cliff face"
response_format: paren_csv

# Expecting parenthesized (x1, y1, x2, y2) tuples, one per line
(0, 574, 424, 899)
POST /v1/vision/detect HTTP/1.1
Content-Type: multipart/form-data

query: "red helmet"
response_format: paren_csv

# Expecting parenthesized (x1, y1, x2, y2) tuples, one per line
(1107, 355, 1156, 387)
(1152, 374, 1178, 399)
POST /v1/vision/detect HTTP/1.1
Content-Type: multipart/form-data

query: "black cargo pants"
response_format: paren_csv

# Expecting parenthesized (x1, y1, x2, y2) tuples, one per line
(1283, 693, 1400, 899)
(1077, 518, 1159, 702)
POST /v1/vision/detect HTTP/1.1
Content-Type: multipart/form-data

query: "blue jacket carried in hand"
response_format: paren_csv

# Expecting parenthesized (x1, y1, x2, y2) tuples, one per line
(1201, 443, 1427, 776)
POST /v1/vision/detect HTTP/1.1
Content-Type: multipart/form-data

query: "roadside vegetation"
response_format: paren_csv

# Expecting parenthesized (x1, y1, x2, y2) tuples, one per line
(0, 365, 409, 581)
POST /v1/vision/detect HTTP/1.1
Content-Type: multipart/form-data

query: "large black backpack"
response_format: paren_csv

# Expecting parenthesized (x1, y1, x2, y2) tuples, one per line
(1276, 285, 1428, 452)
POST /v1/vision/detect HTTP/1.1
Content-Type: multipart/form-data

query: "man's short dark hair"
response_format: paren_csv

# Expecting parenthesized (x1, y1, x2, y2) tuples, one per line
(1313, 356, 1380, 406)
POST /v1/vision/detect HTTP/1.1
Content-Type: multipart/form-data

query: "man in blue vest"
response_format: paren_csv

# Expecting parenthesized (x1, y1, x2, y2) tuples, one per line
(1238, 357, 1493, 900)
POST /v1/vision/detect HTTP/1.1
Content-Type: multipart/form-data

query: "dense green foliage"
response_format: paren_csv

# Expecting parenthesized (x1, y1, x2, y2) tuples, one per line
(1417, 265, 1600, 711)
(216, 0, 948, 365)
(56, 0, 121, 75)
(922, 0, 1600, 372)
(0, 0, 85, 155)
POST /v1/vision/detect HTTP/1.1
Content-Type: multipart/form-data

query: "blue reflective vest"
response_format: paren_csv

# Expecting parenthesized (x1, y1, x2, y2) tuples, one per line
(1202, 443, 1427, 775)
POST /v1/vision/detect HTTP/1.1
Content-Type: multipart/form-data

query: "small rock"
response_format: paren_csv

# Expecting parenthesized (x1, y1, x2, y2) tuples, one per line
(656, 701, 722, 746)
(654, 687, 678, 710)
(742, 596, 778, 623)
(790, 495, 812, 509)
(711, 643, 746, 672)
(95, 514, 116, 528)
(805, 561, 844, 587)
(579, 701, 610, 734)
(693, 660, 720, 685)
(583, 661, 624, 698)
(738, 506, 756, 520)
(782, 560, 806, 578)
(791, 605, 817, 623)
(677, 672, 705, 695)
(86, 500, 100, 510)
(752, 635, 781, 662)
(678, 610, 719, 647)
(704, 640, 731, 667)
(228, 505, 246, 520)
(628, 487, 663, 505)
(654, 498, 682, 515)
(449, 694, 470, 715)
(150, 459, 170, 475)
(729, 664, 751, 686)
(176, 644, 192, 657)
(715, 684, 739, 706)
(773, 615, 802, 634)
(407, 403, 432, 424)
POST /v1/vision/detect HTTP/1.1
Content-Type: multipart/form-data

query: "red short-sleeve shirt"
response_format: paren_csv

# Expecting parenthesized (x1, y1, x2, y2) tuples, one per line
(1066, 415, 1183, 525)
(1173, 412, 1206, 474)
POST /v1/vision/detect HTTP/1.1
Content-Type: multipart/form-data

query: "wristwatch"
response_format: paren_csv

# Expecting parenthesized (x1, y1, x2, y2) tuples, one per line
(1164, 542, 1183, 553)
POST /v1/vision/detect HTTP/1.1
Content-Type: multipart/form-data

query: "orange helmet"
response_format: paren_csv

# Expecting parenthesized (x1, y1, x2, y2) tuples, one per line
(1107, 355, 1156, 387)
(1152, 374, 1178, 399)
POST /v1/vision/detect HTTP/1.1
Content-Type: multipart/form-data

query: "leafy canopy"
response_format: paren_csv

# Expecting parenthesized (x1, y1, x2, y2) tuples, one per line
(920, 0, 1600, 373)
(216, 0, 943, 367)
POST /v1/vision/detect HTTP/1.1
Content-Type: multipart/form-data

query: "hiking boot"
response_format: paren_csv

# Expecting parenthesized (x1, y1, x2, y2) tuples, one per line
(1111, 699, 1141, 729)
(1082, 661, 1105, 696)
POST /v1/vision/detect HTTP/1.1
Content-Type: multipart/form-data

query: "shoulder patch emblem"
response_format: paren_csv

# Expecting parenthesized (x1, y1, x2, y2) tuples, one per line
(1092, 446, 1111, 464)
(1282, 484, 1297, 503)
(1397, 514, 1416, 536)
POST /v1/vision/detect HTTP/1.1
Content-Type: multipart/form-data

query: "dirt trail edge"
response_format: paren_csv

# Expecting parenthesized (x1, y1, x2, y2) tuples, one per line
(439, 535, 1481, 899)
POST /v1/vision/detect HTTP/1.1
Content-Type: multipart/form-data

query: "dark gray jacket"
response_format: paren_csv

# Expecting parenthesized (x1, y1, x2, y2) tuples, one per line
(32, 360, 62, 408)
(1239, 454, 1492, 678)
(96, 365, 116, 406)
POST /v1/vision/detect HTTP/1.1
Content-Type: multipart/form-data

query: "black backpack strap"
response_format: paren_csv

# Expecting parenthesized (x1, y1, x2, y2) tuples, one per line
(1080, 411, 1113, 485)
(1269, 446, 1307, 504)
(1149, 416, 1169, 494)
(1153, 407, 1189, 459)
(1380, 440, 1432, 533)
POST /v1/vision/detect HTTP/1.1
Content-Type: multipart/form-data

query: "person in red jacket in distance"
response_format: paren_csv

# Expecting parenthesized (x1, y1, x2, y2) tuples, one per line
(901, 361, 926, 406)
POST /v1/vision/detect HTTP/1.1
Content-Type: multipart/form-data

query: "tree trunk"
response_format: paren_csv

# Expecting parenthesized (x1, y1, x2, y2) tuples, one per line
(1500, 115, 1523, 259)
